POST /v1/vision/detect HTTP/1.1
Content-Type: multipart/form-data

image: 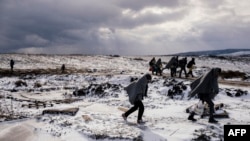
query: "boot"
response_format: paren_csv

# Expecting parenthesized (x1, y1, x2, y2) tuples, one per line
(137, 119, 146, 124)
(188, 112, 197, 121)
(122, 113, 127, 121)
(208, 117, 218, 123)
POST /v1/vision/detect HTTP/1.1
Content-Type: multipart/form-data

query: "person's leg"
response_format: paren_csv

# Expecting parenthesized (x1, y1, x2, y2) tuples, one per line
(153, 66, 157, 75)
(179, 69, 182, 78)
(124, 102, 139, 118)
(159, 68, 162, 75)
(206, 99, 215, 116)
(184, 68, 187, 77)
(170, 68, 173, 77)
(204, 97, 217, 123)
(174, 68, 177, 76)
(190, 67, 194, 77)
(137, 101, 144, 122)
(188, 68, 192, 77)
(188, 111, 197, 121)
(156, 67, 159, 75)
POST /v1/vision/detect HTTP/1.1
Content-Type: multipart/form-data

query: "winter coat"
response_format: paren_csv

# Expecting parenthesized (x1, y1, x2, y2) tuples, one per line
(124, 74, 149, 105)
(149, 58, 156, 67)
(188, 68, 221, 99)
(178, 58, 187, 68)
(156, 59, 162, 69)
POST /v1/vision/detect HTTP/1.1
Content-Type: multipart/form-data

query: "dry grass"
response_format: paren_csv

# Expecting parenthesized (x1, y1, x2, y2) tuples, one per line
(220, 70, 246, 80)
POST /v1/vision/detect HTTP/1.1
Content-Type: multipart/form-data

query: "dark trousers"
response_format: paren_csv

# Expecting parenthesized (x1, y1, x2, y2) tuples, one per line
(170, 68, 176, 77)
(125, 100, 144, 121)
(179, 67, 187, 77)
(201, 96, 215, 118)
(187, 69, 194, 77)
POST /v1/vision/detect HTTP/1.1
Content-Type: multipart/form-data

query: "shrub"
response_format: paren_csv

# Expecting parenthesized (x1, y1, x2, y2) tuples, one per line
(15, 80, 27, 87)
(34, 82, 42, 88)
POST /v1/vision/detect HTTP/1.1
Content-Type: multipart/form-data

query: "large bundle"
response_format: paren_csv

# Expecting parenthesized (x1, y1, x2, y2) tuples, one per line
(165, 57, 177, 69)
(186, 102, 229, 118)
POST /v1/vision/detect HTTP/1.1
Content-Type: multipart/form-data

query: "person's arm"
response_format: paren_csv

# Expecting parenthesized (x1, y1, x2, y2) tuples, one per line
(211, 78, 219, 94)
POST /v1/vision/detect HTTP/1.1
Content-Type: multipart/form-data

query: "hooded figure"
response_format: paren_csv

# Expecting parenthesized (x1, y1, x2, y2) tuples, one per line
(165, 56, 178, 77)
(165, 56, 176, 69)
(178, 57, 187, 78)
(155, 58, 163, 75)
(189, 68, 221, 99)
(187, 58, 195, 77)
(149, 57, 156, 74)
(122, 74, 152, 124)
(188, 68, 221, 123)
(149, 57, 156, 67)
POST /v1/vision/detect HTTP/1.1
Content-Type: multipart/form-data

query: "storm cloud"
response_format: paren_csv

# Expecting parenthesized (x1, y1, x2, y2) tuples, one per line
(1, 0, 250, 55)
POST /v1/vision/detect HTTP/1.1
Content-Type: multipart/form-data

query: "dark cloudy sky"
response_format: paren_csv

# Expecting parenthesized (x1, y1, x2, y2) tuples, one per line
(1, 0, 249, 55)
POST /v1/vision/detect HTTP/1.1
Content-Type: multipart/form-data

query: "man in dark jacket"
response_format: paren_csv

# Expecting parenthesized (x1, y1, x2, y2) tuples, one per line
(10, 59, 15, 72)
(178, 57, 187, 78)
(155, 58, 163, 75)
(187, 68, 221, 123)
(187, 58, 195, 77)
(61, 64, 66, 73)
(122, 73, 152, 124)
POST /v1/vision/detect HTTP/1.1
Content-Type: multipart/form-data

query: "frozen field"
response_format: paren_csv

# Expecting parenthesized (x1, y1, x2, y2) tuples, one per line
(0, 54, 250, 141)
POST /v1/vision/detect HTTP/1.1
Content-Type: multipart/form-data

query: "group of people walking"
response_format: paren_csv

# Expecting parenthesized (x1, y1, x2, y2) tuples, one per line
(149, 56, 196, 78)
(149, 57, 163, 76)
(122, 56, 221, 124)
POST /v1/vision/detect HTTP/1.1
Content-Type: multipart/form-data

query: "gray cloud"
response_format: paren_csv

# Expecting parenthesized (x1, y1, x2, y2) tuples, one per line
(116, 0, 182, 11)
(0, 0, 250, 55)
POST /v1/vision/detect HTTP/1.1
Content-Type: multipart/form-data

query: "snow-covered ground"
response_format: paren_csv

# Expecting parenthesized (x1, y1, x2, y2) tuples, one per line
(0, 54, 250, 141)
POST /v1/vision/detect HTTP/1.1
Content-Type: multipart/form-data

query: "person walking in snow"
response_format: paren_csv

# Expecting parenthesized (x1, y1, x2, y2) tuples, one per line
(155, 58, 163, 75)
(61, 64, 66, 73)
(10, 59, 15, 72)
(149, 57, 156, 74)
(178, 57, 187, 78)
(187, 68, 222, 123)
(122, 73, 152, 124)
(165, 56, 178, 77)
(187, 58, 195, 77)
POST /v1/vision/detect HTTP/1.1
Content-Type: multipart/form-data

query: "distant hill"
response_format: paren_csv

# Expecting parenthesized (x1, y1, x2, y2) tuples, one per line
(172, 49, 250, 56)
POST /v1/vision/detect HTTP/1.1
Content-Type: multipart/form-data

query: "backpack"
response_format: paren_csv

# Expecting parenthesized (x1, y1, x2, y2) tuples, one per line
(187, 61, 192, 68)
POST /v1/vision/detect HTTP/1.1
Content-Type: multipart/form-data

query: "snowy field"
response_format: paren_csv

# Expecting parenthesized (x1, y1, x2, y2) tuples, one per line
(0, 54, 250, 141)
